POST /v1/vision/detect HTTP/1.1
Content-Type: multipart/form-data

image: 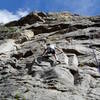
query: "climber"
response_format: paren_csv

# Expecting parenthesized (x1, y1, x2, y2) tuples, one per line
(42, 43, 63, 64)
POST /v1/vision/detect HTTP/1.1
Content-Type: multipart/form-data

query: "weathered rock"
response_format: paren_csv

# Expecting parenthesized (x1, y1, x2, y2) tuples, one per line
(5, 12, 45, 26)
(67, 53, 78, 71)
(63, 44, 93, 55)
(0, 12, 100, 100)
(21, 30, 34, 40)
(80, 66, 100, 77)
(0, 39, 16, 55)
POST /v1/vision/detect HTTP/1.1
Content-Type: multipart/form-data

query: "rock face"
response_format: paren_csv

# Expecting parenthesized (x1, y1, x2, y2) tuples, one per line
(0, 12, 100, 100)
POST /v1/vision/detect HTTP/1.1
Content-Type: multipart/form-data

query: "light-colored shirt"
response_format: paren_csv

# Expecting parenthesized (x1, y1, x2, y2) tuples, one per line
(49, 44, 55, 49)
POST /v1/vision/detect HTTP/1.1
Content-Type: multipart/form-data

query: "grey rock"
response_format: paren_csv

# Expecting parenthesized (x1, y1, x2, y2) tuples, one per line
(5, 12, 45, 26)
(0, 39, 16, 55)
(0, 12, 100, 100)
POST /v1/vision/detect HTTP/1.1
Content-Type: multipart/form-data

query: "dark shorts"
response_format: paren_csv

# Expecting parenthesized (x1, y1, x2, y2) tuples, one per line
(46, 48, 55, 54)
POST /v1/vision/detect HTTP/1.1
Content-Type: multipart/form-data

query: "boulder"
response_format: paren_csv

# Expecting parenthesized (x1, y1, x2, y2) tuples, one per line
(0, 39, 16, 55)
(67, 53, 78, 71)
(81, 66, 100, 77)
(21, 30, 34, 40)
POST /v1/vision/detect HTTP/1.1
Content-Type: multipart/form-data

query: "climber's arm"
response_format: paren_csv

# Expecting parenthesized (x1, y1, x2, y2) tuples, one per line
(42, 49, 47, 56)
(55, 47, 63, 53)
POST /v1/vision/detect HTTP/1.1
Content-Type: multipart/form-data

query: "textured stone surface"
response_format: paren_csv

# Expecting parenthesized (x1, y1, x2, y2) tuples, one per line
(0, 12, 100, 100)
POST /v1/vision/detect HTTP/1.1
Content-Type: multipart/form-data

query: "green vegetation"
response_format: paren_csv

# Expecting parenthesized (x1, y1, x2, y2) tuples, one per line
(0, 26, 23, 39)
(15, 93, 20, 100)
(79, 63, 84, 67)
(14, 93, 26, 100)
(0, 26, 22, 33)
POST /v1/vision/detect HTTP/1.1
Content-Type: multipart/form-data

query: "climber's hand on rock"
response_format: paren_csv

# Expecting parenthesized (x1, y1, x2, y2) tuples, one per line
(56, 60, 61, 64)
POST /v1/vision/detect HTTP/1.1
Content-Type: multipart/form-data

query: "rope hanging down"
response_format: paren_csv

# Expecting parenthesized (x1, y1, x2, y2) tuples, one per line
(89, 32, 100, 73)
